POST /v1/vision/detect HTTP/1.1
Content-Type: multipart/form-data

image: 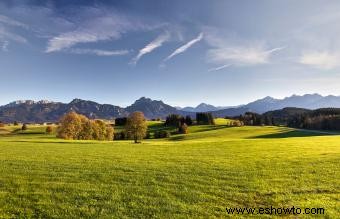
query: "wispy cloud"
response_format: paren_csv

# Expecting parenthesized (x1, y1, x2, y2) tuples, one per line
(208, 64, 232, 72)
(130, 32, 170, 65)
(68, 48, 130, 56)
(0, 25, 27, 43)
(164, 32, 203, 61)
(1, 40, 8, 51)
(299, 51, 340, 70)
(207, 45, 284, 66)
(45, 9, 154, 53)
(0, 14, 28, 45)
(0, 14, 28, 29)
(46, 17, 129, 52)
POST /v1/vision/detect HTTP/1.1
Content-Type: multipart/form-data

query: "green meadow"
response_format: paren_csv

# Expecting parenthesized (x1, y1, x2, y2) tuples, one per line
(0, 120, 339, 218)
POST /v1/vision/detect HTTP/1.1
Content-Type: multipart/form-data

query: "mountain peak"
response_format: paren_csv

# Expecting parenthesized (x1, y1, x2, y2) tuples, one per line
(197, 103, 211, 107)
(126, 97, 178, 118)
(69, 98, 95, 104)
(135, 97, 152, 103)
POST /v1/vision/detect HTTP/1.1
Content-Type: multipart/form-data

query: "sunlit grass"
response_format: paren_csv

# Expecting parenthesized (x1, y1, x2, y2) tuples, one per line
(0, 123, 339, 218)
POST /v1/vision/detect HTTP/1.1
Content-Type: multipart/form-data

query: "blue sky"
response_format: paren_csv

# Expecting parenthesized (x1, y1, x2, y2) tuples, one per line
(1, 0, 340, 107)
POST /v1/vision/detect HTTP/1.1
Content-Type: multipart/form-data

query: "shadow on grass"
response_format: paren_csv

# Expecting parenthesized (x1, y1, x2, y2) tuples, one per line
(249, 130, 332, 139)
(169, 135, 186, 141)
(191, 125, 231, 133)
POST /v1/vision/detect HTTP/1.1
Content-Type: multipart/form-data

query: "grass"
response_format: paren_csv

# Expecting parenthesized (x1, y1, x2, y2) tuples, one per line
(0, 121, 339, 218)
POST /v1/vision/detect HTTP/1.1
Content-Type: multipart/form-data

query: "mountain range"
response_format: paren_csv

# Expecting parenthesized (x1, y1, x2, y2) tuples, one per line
(179, 103, 229, 112)
(1, 94, 340, 123)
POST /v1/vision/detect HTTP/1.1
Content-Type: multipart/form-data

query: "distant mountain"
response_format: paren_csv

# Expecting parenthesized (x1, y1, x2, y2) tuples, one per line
(212, 94, 340, 117)
(125, 97, 181, 119)
(181, 103, 228, 112)
(0, 99, 127, 123)
(0, 97, 189, 123)
(1, 94, 340, 122)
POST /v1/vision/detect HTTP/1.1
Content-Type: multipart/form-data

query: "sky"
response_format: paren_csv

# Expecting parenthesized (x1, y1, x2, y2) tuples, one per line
(1, 0, 340, 107)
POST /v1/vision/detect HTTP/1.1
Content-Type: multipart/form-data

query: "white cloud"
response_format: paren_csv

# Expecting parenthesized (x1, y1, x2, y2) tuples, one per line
(207, 45, 284, 66)
(164, 32, 203, 61)
(299, 51, 340, 70)
(46, 12, 152, 53)
(208, 64, 232, 72)
(131, 32, 170, 64)
(68, 48, 129, 56)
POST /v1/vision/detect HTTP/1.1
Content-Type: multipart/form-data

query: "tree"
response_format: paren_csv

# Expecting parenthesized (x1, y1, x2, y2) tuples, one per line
(165, 114, 184, 127)
(196, 112, 215, 125)
(21, 124, 28, 131)
(178, 123, 188, 134)
(57, 112, 85, 140)
(13, 121, 18, 126)
(185, 115, 193, 126)
(46, 126, 53, 134)
(125, 111, 147, 143)
(56, 112, 114, 141)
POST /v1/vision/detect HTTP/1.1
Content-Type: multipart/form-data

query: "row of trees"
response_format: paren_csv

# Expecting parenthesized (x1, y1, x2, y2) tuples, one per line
(164, 114, 193, 127)
(57, 112, 114, 140)
(287, 114, 340, 130)
(196, 112, 215, 125)
(236, 108, 340, 131)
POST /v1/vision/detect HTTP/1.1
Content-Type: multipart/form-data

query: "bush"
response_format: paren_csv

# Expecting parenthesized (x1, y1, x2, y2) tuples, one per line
(21, 124, 28, 131)
(154, 130, 171, 138)
(231, 120, 243, 127)
(46, 126, 53, 134)
(13, 121, 18, 126)
(114, 131, 127, 140)
(178, 123, 189, 134)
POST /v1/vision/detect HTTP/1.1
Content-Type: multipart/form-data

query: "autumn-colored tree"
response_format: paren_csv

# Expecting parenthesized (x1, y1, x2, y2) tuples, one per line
(56, 112, 87, 140)
(93, 120, 114, 141)
(46, 126, 53, 134)
(57, 112, 114, 141)
(178, 123, 189, 134)
(105, 124, 114, 141)
(125, 111, 147, 143)
(78, 120, 96, 140)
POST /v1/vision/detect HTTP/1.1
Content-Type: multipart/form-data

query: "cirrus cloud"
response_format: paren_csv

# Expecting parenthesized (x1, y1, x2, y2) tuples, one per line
(68, 48, 130, 56)
(164, 32, 203, 62)
(299, 51, 340, 70)
(45, 8, 158, 53)
(130, 32, 170, 65)
(207, 46, 284, 66)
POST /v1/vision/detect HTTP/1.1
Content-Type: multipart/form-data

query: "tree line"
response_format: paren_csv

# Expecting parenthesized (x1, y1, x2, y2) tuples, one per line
(234, 108, 340, 131)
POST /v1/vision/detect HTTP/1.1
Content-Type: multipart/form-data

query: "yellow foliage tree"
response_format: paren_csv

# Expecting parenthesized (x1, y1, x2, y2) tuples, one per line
(125, 111, 147, 143)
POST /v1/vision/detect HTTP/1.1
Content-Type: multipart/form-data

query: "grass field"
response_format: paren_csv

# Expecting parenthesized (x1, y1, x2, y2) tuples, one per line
(0, 121, 339, 218)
